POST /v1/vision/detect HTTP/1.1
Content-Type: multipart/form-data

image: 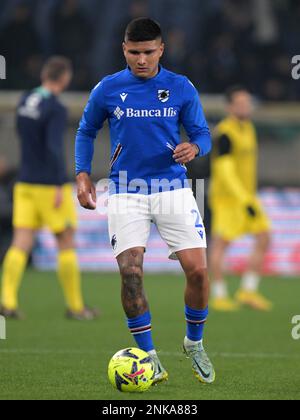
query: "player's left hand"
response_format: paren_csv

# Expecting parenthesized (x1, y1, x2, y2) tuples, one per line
(173, 143, 199, 164)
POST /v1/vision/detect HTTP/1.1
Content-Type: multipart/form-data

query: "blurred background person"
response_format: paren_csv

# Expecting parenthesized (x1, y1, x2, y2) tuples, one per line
(209, 86, 272, 312)
(0, 56, 98, 320)
(0, 156, 17, 262)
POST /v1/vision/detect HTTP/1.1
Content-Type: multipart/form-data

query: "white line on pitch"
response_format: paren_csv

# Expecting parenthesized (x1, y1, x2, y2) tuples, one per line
(0, 348, 299, 360)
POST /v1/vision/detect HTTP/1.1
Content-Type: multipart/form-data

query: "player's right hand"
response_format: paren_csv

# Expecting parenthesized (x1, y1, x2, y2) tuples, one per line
(76, 172, 97, 210)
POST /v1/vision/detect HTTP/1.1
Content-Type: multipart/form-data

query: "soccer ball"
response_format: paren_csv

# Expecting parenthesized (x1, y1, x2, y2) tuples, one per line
(108, 348, 155, 393)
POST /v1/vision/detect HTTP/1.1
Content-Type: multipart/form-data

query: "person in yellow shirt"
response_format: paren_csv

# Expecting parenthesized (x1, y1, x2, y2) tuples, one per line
(209, 86, 272, 312)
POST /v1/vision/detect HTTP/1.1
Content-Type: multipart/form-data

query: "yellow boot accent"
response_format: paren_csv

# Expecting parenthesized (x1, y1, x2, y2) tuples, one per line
(210, 297, 240, 312)
(235, 290, 273, 311)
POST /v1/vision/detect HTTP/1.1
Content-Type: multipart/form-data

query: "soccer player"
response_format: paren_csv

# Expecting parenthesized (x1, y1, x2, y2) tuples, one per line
(209, 86, 272, 312)
(76, 18, 215, 385)
(0, 57, 98, 321)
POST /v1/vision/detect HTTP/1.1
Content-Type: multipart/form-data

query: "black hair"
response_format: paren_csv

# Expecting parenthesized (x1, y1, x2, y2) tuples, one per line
(225, 85, 249, 103)
(125, 18, 162, 42)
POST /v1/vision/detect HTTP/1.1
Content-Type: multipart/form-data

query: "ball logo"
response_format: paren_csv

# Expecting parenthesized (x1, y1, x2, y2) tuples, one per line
(0, 55, 6, 80)
(292, 315, 300, 340)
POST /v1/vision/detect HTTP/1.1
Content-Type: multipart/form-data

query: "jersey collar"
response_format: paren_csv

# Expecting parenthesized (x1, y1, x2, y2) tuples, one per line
(126, 65, 165, 82)
(35, 86, 52, 98)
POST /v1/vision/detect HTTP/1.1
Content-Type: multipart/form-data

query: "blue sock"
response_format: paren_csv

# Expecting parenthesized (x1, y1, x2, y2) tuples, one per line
(127, 311, 154, 352)
(185, 305, 209, 342)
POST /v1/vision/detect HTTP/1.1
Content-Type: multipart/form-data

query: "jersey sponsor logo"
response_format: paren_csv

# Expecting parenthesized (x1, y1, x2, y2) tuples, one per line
(113, 107, 177, 119)
(126, 107, 177, 118)
(120, 93, 128, 102)
(158, 90, 170, 103)
(114, 105, 178, 119)
(114, 106, 125, 120)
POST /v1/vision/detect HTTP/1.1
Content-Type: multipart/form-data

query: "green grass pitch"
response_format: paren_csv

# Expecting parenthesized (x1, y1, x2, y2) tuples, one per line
(0, 269, 300, 400)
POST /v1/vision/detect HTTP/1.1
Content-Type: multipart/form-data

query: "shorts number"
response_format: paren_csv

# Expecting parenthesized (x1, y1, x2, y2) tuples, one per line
(191, 209, 203, 228)
(191, 209, 204, 239)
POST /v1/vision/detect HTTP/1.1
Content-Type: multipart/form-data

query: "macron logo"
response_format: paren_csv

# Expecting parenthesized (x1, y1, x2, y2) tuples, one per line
(120, 93, 128, 102)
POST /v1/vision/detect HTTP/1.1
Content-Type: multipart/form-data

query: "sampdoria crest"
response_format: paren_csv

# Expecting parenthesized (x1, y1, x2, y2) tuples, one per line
(158, 90, 170, 103)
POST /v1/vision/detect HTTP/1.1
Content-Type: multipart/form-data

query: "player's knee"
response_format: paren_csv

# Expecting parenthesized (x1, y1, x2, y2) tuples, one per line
(118, 248, 144, 282)
(12, 229, 34, 253)
(120, 264, 143, 283)
(56, 228, 75, 250)
(186, 266, 208, 287)
(11, 242, 31, 254)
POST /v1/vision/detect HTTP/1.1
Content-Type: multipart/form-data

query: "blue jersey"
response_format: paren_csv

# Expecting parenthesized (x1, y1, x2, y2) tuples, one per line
(17, 87, 68, 186)
(75, 66, 211, 194)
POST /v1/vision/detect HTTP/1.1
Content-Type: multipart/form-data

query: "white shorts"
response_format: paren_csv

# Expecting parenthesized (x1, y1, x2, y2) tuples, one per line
(107, 188, 207, 259)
